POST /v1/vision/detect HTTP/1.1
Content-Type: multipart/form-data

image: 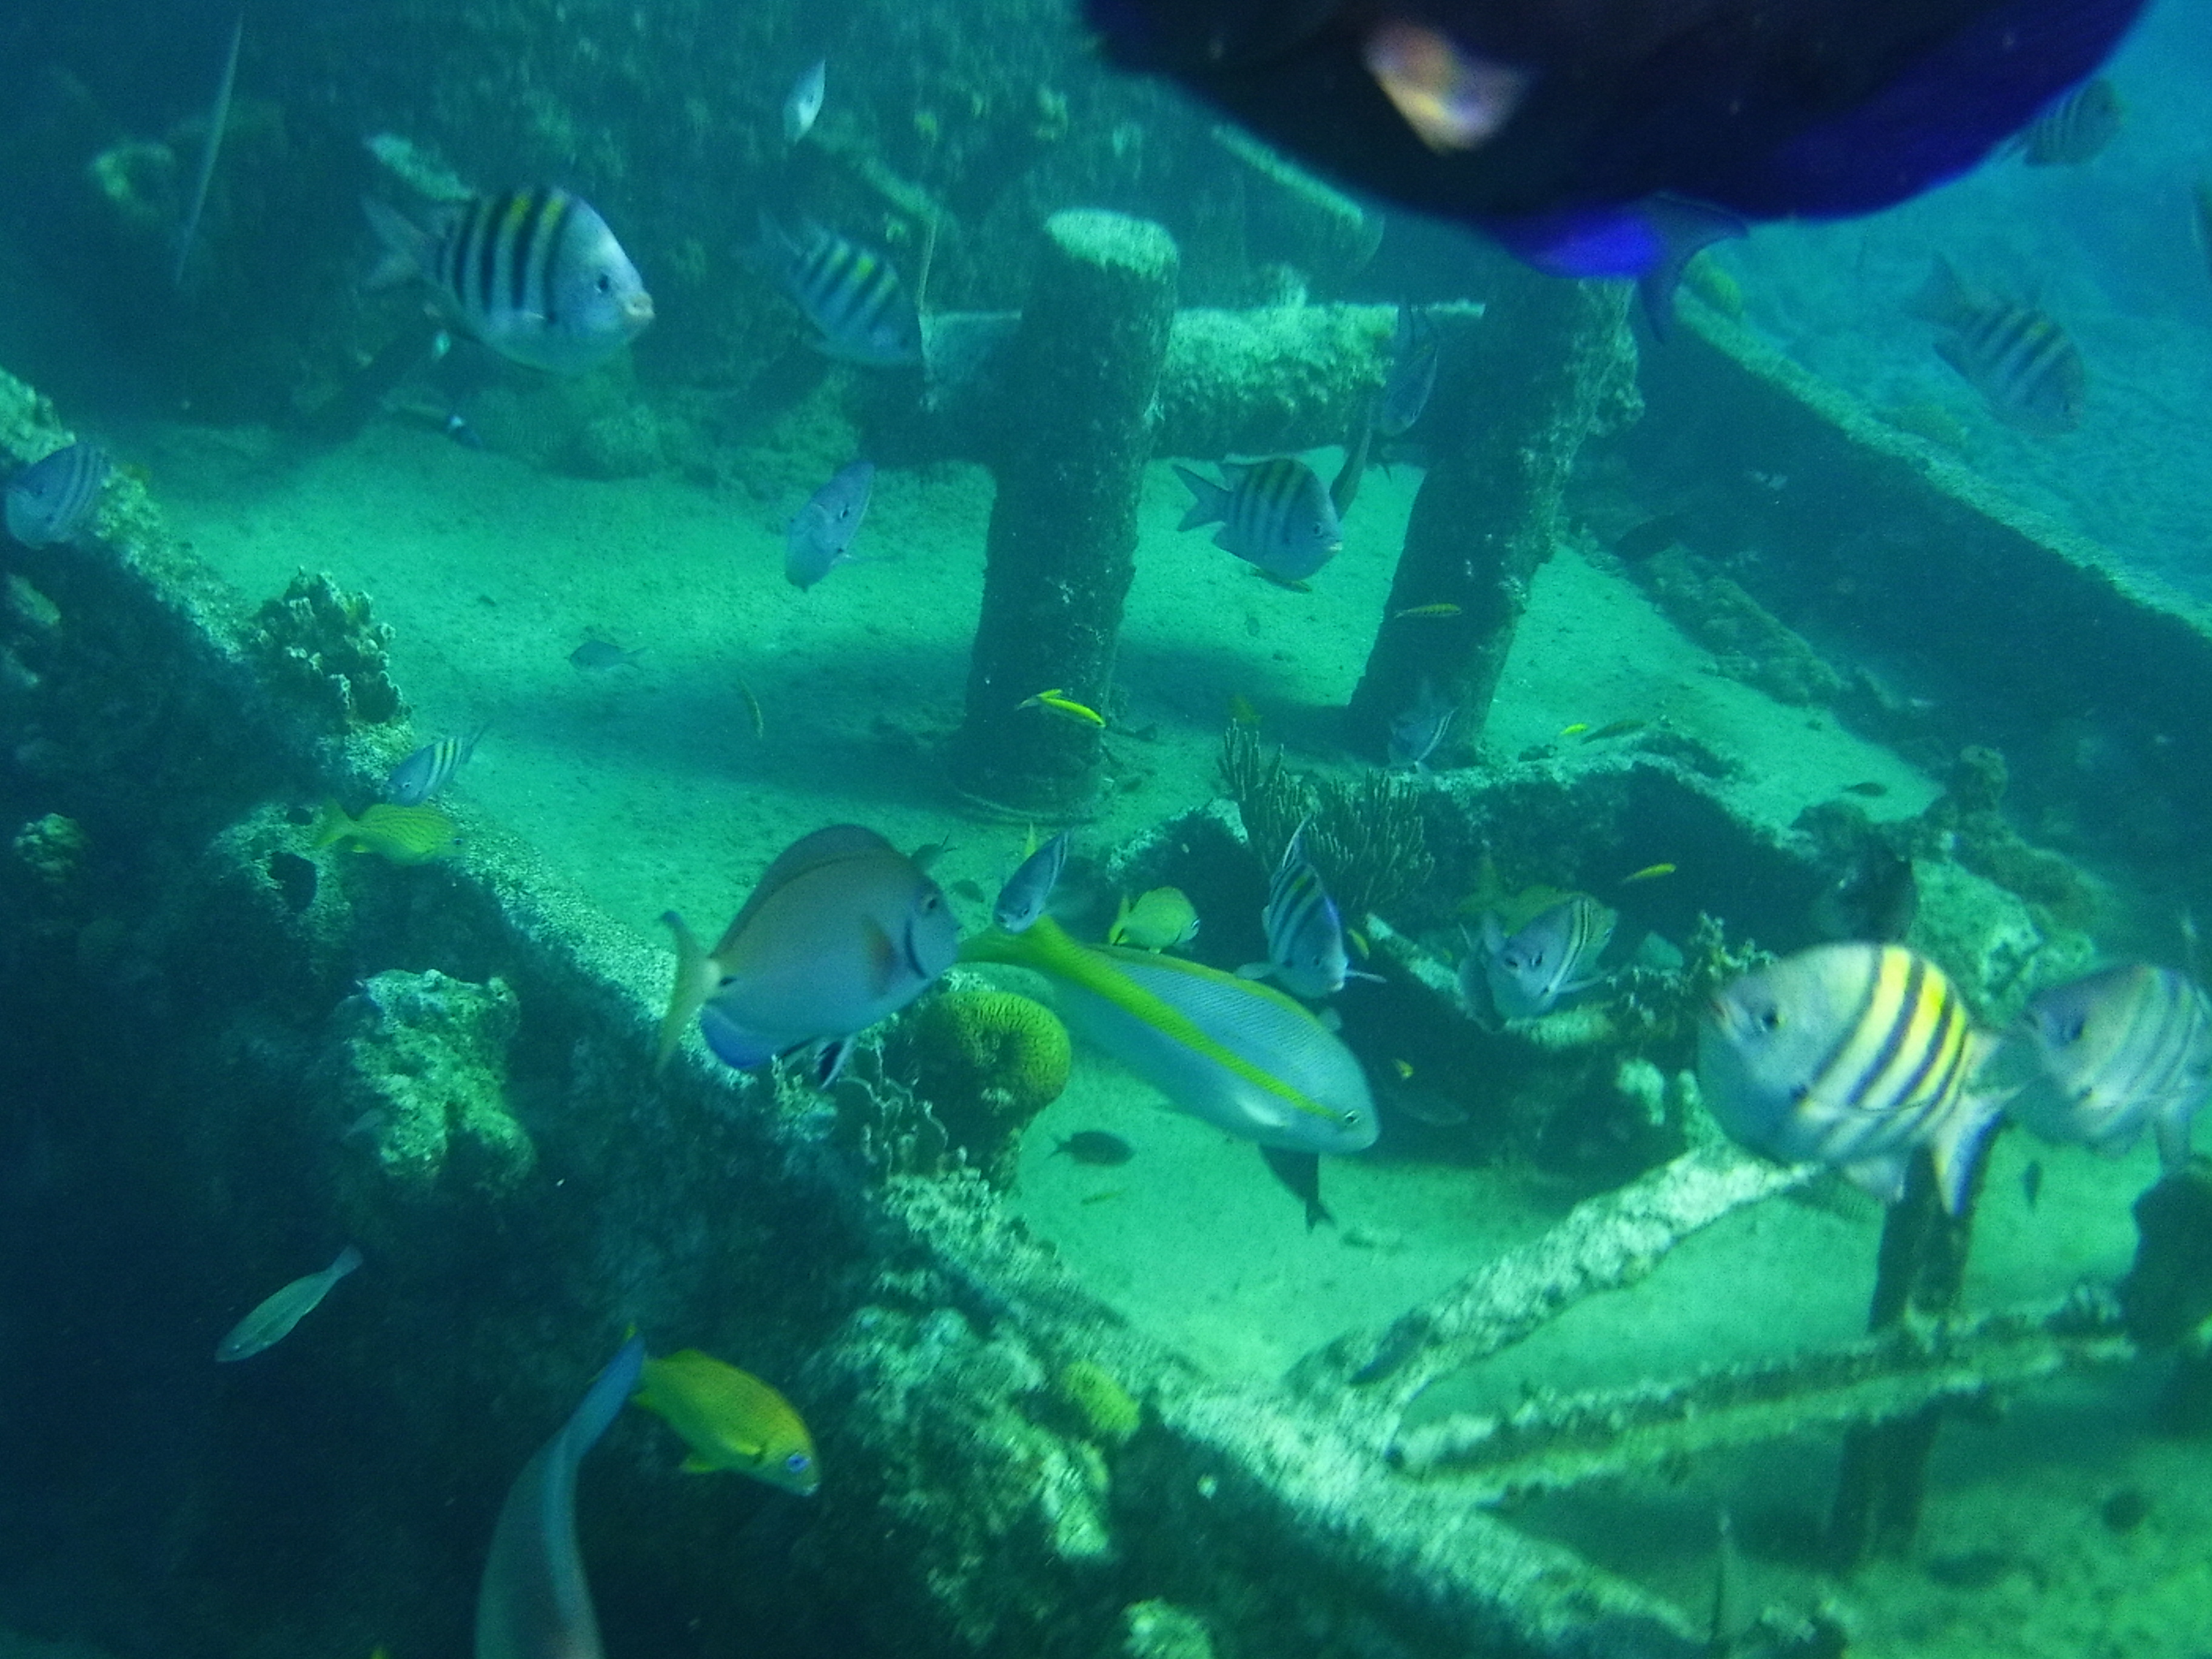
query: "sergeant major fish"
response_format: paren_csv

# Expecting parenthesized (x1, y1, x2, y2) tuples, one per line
(1470, 894, 1615, 1020)
(1908, 258, 2085, 435)
(754, 216, 920, 368)
(215, 1244, 362, 1361)
(1388, 678, 1455, 771)
(992, 828, 1071, 933)
(659, 823, 958, 1080)
(2011, 76, 2123, 166)
(386, 723, 488, 806)
(1173, 457, 1343, 584)
(5, 442, 110, 547)
(783, 59, 826, 144)
(785, 460, 874, 589)
(1238, 821, 1381, 1000)
(1997, 963, 2212, 1169)
(1376, 303, 1439, 439)
(363, 187, 653, 375)
(1699, 942, 2004, 1213)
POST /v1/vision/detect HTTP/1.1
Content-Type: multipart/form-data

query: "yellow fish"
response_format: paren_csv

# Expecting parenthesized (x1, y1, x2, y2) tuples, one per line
(633, 1348, 819, 1495)
(1623, 863, 1677, 884)
(1557, 722, 1590, 737)
(311, 800, 459, 864)
(1227, 692, 1261, 728)
(1392, 1057, 1415, 1080)
(1393, 602, 1462, 619)
(1019, 688, 1106, 728)
(1108, 886, 1200, 951)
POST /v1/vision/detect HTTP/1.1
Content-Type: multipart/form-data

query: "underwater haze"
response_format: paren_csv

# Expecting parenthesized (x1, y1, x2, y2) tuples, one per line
(4, 2, 2212, 1659)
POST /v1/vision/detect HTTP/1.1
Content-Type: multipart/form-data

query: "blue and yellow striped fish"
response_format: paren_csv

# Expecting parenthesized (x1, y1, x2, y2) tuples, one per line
(1908, 258, 2085, 436)
(754, 216, 920, 367)
(1472, 894, 1614, 1019)
(363, 187, 652, 374)
(1699, 942, 2003, 1213)
(1173, 457, 1344, 583)
(2000, 963, 2211, 1170)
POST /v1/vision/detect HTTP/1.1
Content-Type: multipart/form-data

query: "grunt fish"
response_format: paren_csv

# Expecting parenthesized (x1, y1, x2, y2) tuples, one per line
(216, 1244, 362, 1362)
(312, 800, 460, 865)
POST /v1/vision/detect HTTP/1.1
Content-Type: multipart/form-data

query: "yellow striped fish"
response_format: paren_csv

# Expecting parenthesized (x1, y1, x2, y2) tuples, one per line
(1907, 257, 2084, 436)
(1998, 964, 2211, 1170)
(312, 801, 460, 865)
(754, 216, 920, 367)
(1698, 943, 2002, 1212)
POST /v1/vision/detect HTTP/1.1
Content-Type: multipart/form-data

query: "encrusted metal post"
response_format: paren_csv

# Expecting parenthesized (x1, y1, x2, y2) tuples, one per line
(947, 210, 1177, 818)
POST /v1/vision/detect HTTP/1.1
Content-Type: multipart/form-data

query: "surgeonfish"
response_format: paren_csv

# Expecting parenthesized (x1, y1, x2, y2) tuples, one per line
(993, 829, 1071, 933)
(5, 442, 111, 547)
(962, 915, 1376, 1156)
(658, 823, 958, 1078)
(363, 189, 653, 375)
(785, 460, 874, 589)
(1388, 679, 1455, 771)
(475, 1335, 643, 1659)
(2011, 76, 2123, 166)
(1996, 964, 2212, 1169)
(783, 59, 826, 144)
(633, 1348, 819, 1496)
(1172, 457, 1344, 584)
(1108, 886, 1200, 952)
(1376, 303, 1439, 439)
(1698, 943, 2005, 1213)
(215, 1244, 363, 1362)
(1473, 894, 1615, 1019)
(1082, 0, 2145, 315)
(1908, 258, 2085, 436)
(1238, 821, 1380, 1000)
(753, 216, 921, 368)
(312, 800, 461, 864)
(387, 724, 489, 806)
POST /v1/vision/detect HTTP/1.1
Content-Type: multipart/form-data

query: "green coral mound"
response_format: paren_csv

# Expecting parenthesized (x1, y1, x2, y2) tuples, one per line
(1054, 1359, 1141, 1449)
(905, 987, 1071, 1184)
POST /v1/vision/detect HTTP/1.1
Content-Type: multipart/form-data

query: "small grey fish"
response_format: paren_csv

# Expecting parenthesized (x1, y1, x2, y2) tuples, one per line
(386, 723, 488, 805)
(1387, 679, 1455, 771)
(1054, 1130, 1133, 1165)
(1173, 457, 1343, 583)
(1475, 895, 1616, 1019)
(1908, 258, 2085, 435)
(363, 187, 653, 375)
(5, 442, 111, 547)
(754, 216, 920, 367)
(569, 638, 645, 672)
(216, 1244, 363, 1362)
(1376, 303, 1439, 439)
(2013, 76, 2122, 166)
(2000, 963, 2212, 1168)
(993, 828, 1071, 933)
(784, 59, 826, 144)
(786, 460, 875, 588)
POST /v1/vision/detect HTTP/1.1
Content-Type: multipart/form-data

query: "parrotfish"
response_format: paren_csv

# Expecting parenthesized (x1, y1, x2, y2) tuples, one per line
(1699, 943, 2004, 1213)
(785, 460, 874, 589)
(993, 829, 1071, 933)
(312, 800, 461, 864)
(753, 216, 920, 368)
(1173, 458, 1343, 584)
(1472, 895, 1616, 1019)
(1108, 886, 1199, 952)
(364, 189, 652, 375)
(5, 442, 110, 547)
(215, 1244, 362, 1362)
(659, 824, 959, 1078)
(962, 915, 1377, 1156)
(475, 1335, 643, 1659)
(633, 1348, 819, 1496)
(783, 59, 826, 145)
(1995, 964, 2212, 1169)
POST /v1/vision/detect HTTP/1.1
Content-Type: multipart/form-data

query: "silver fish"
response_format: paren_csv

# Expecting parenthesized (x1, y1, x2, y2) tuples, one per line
(1173, 457, 1343, 583)
(364, 188, 653, 375)
(1238, 822, 1378, 1000)
(387, 723, 488, 805)
(1387, 679, 1455, 770)
(6, 442, 110, 547)
(1908, 258, 2085, 435)
(754, 216, 920, 368)
(784, 59, 826, 144)
(475, 1336, 642, 1659)
(785, 460, 874, 588)
(992, 829, 1070, 933)
(1699, 942, 2002, 1213)
(659, 824, 959, 1075)
(215, 1244, 362, 1362)
(1999, 964, 2212, 1168)
(1475, 895, 1615, 1019)
(1375, 303, 1439, 439)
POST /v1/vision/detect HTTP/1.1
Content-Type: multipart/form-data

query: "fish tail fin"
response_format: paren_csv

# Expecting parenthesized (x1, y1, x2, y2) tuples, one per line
(1906, 255, 1972, 329)
(1172, 464, 1228, 531)
(1929, 1077, 2008, 1217)
(309, 800, 354, 850)
(330, 1244, 364, 1278)
(361, 195, 431, 290)
(1635, 198, 1744, 341)
(656, 911, 719, 1072)
(1107, 893, 1133, 945)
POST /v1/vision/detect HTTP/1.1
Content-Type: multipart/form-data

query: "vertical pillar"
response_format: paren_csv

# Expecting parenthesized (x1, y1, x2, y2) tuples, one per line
(948, 210, 1178, 818)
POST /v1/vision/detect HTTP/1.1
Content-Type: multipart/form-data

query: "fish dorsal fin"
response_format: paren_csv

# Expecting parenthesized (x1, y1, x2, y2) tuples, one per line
(715, 824, 902, 955)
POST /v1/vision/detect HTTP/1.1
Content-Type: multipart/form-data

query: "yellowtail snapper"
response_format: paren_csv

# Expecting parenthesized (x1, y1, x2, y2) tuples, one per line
(1908, 258, 2085, 435)
(1469, 894, 1615, 1019)
(1996, 964, 2211, 1169)
(1238, 820, 1382, 1000)
(5, 442, 110, 547)
(783, 59, 826, 145)
(215, 1244, 361, 1362)
(2010, 76, 2123, 166)
(993, 828, 1071, 933)
(1173, 457, 1343, 584)
(659, 824, 958, 1079)
(785, 460, 874, 589)
(364, 187, 652, 375)
(1700, 943, 2003, 1213)
(386, 723, 488, 806)
(754, 216, 920, 368)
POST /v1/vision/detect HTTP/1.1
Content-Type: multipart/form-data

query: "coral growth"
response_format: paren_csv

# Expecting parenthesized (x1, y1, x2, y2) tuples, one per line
(248, 570, 406, 727)
(1219, 723, 1434, 921)
(9, 813, 88, 894)
(900, 987, 1071, 1186)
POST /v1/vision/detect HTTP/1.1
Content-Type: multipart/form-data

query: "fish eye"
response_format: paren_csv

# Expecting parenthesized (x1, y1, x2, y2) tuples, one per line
(595, 271, 613, 295)
(1788, 1082, 1811, 1102)
(1759, 1007, 1783, 1031)
(785, 1452, 811, 1472)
